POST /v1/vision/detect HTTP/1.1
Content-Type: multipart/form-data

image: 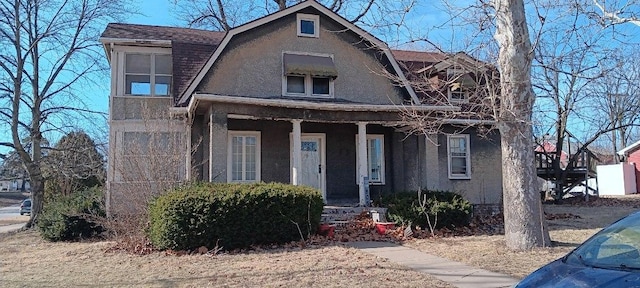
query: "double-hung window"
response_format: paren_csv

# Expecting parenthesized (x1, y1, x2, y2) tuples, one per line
(125, 53, 172, 96)
(283, 53, 337, 98)
(446, 68, 473, 103)
(356, 134, 385, 184)
(448, 134, 471, 179)
(227, 131, 261, 182)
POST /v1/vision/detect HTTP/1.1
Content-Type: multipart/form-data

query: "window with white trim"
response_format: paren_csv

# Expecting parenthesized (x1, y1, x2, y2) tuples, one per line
(227, 131, 261, 182)
(447, 134, 471, 179)
(356, 134, 385, 184)
(297, 14, 319, 38)
(125, 53, 172, 96)
(285, 75, 333, 97)
(447, 68, 471, 103)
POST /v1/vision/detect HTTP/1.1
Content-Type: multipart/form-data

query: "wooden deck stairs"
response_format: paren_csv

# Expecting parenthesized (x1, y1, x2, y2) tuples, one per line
(535, 147, 599, 197)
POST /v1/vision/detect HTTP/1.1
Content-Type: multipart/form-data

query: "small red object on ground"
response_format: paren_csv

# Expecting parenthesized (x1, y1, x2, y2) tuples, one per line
(375, 222, 395, 235)
(318, 224, 335, 238)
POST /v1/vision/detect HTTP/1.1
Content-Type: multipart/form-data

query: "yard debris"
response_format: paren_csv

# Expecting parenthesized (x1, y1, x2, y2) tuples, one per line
(545, 212, 581, 220)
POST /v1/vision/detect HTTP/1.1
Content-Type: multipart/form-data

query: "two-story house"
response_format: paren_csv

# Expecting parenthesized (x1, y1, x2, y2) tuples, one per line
(100, 0, 503, 214)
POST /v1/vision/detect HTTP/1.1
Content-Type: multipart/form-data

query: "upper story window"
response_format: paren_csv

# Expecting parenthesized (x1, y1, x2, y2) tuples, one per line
(448, 83, 469, 103)
(125, 53, 172, 96)
(447, 134, 471, 179)
(283, 52, 337, 98)
(297, 14, 319, 38)
(447, 68, 473, 103)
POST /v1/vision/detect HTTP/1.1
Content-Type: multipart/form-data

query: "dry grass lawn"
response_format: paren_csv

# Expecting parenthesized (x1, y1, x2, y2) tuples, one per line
(0, 215, 30, 226)
(407, 195, 640, 279)
(0, 230, 453, 288)
(1, 195, 638, 286)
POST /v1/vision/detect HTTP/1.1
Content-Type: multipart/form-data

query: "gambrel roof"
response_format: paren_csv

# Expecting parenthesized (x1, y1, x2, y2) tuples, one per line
(100, 1, 473, 108)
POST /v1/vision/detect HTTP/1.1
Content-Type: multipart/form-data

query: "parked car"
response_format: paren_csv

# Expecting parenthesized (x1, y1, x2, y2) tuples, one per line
(19, 199, 31, 215)
(516, 211, 640, 287)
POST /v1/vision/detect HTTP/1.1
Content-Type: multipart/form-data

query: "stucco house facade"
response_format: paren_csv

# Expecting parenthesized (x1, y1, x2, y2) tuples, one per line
(100, 1, 503, 213)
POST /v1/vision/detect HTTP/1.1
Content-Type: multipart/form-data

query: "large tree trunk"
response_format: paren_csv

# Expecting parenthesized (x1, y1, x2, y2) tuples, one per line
(492, 0, 551, 250)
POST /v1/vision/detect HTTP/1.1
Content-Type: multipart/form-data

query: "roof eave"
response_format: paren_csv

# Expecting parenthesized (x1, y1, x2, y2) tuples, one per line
(99, 37, 172, 46)
(187, 93, 460, 115)
(618, 139, 640, 156)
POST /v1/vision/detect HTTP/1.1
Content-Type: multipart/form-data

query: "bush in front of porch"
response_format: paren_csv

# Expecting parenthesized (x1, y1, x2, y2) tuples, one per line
(376, 190, 472, 230)
(147, 182, 323, 251)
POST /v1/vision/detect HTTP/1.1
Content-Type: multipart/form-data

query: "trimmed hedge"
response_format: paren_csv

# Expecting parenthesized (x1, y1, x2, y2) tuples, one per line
(377, 190, 472, 229)
(147, 182, 324, 251)
(39, 187, 106, 241)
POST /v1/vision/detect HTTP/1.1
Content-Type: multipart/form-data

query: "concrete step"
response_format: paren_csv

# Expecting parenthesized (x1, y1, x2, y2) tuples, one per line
(321, 206, 387, 224)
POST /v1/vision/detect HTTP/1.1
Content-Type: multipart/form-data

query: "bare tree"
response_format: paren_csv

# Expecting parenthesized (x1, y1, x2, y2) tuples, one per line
(489, 0, 552, 250)
(589, 0, 640, 27)
(585, 50, 640, 157)
(0, 0, 130, 228)
(171, 0, 416, 42)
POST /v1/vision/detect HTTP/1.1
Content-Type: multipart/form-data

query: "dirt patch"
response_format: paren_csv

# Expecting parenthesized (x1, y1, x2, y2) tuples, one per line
(0, 230, 453, 288)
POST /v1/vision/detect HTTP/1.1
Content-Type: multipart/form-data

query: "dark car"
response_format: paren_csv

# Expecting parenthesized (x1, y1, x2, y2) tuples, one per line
(517, 211, 640, 287)
(19, 199, 31, 215)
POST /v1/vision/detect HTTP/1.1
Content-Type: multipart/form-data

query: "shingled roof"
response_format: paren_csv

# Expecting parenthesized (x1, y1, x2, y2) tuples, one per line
(101, 23, 448, 105)
(101, 23, 225, 45)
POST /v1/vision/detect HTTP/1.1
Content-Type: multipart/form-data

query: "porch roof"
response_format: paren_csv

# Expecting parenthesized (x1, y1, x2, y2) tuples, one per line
(187, 93, 460, 114)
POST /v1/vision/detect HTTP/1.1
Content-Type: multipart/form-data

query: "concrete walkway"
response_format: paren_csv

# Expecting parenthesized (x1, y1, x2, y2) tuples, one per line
(349, 241, 520, 288)
(0, 223, 25, 234)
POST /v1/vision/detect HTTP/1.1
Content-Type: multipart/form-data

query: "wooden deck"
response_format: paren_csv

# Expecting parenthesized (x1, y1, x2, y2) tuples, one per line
(535, 148, 599, 197)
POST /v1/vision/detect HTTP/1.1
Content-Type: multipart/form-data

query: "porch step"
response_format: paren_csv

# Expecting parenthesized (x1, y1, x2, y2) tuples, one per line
(321, 206, 388, 224)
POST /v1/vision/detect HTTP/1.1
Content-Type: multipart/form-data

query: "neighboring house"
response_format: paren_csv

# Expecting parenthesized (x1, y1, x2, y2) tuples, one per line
(0, 180, 9, 191)
(0, 178, 30, 192)
(616, 140, 640, 193)
(100, 0, 503, 213)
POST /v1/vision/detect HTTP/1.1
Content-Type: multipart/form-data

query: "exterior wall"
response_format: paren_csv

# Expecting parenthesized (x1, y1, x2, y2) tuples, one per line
(111, 97, 173, 120)
(106, 44, 190, 214)
(434, 129, 503, 204)
(107, 119, 188, 215)
(198, 12, 404, 105)
(628, 149, 640, 193)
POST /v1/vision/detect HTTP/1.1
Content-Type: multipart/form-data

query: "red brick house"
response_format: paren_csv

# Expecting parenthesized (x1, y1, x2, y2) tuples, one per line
(617, 140, 640, 193)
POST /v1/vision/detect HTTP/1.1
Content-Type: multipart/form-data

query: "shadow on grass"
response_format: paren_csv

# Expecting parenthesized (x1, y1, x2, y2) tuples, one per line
(551, 240, 579, 248)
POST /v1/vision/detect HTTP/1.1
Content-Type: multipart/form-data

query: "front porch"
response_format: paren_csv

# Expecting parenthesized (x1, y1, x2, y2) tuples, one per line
(188, 100, 429, 205)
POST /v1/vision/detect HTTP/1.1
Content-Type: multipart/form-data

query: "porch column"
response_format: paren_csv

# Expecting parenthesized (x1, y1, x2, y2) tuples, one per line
(357, 122, 369, 206)
(186, 120, 192, 180)
(292, 120, 302, 185)
(208, 109, 214, 182)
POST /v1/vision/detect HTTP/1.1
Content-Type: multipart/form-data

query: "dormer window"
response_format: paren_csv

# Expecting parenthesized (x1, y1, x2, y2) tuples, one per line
(448, 83, 469, 103)
(447, 67, 473, 103)
(283, 52, 337, 98)
(297, 14, 319, 38)
(125, 53, 172, 96)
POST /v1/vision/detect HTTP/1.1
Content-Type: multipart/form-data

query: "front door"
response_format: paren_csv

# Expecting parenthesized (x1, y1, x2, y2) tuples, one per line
(291, 134, 326, 200)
